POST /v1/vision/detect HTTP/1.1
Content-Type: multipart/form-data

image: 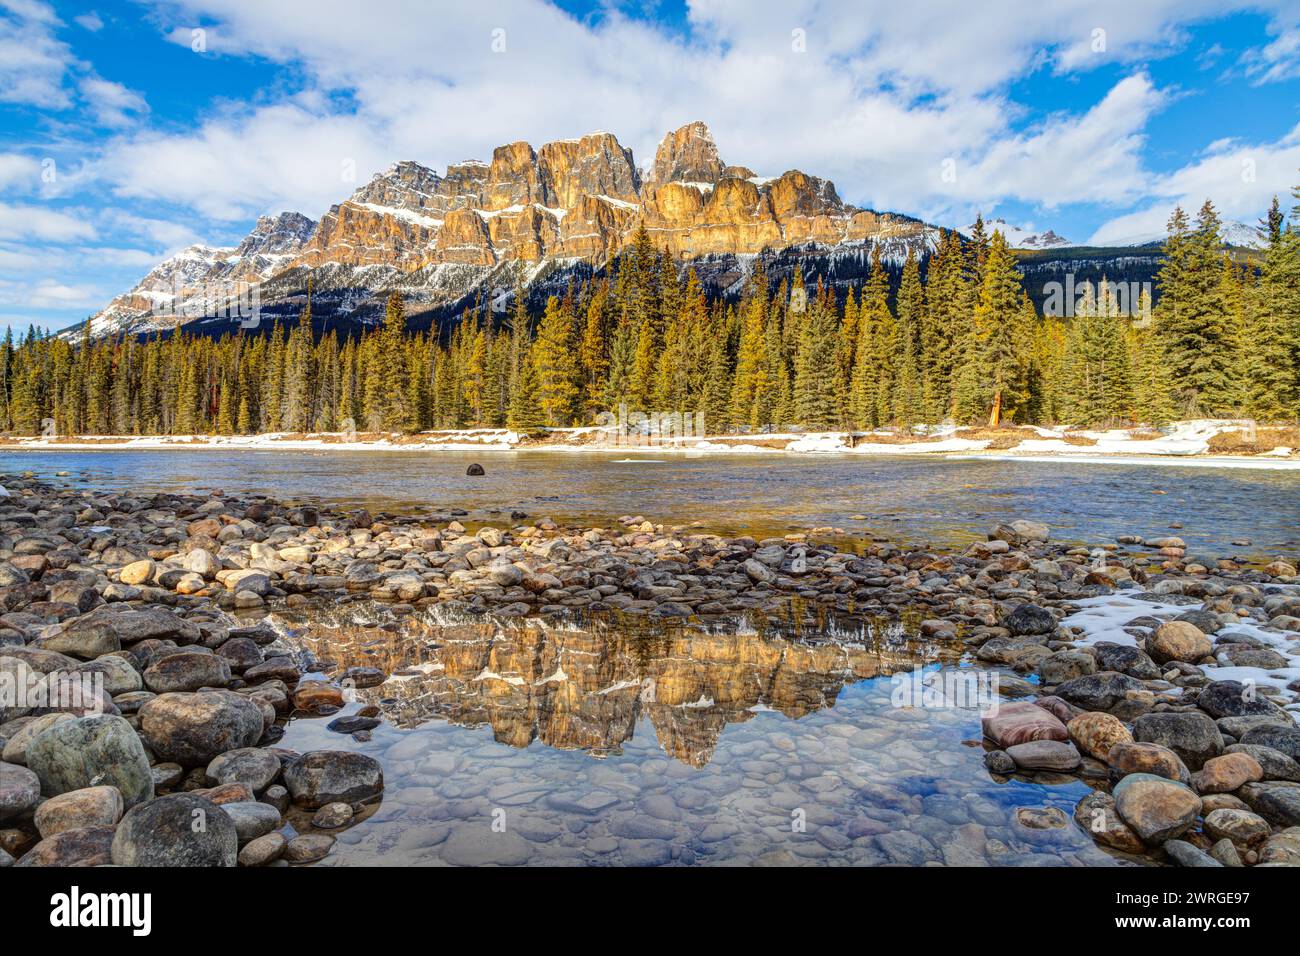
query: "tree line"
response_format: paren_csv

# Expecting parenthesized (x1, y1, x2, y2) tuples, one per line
(1, 188, 1297, 438)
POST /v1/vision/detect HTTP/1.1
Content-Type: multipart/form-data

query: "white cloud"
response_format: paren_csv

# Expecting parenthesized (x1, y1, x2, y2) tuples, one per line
(1089, 124, 1300, 244)
(0, 276, 106, 310)
(938, 73, 1167, 211)
(74, 11, 103, 32)
(0, 0, 75, 109)
(0, 201, 97, 241)
(80, 76, 149, 127)
(0, 152, 41, 190)
(1241, 24, 1300, 84)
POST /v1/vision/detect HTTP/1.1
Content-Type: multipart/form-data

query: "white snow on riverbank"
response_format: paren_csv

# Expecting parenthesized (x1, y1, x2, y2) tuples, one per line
(1063, 593, 1300, 716)
(2, 419, 1297, 469)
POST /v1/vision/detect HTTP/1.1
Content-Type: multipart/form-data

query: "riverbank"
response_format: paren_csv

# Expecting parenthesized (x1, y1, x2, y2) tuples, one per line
(1, 475, 1298, 867)
(3, 419, 1298, 469)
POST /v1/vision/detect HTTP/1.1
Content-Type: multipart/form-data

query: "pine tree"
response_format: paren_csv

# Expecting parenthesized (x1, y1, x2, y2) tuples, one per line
(532, 295, 579, 426)
(1157, 202, 1234, 415)
(792, 280, 841, 428)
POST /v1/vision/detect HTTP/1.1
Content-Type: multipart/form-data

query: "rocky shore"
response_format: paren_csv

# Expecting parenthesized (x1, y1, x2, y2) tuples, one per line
(0, 472, 1297, 867)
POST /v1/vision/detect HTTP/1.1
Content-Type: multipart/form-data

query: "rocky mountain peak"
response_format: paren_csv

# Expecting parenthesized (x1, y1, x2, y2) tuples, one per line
(648, 121, 726, 185)
(350, 160, 445, 212)
(87, 120, 945, 338)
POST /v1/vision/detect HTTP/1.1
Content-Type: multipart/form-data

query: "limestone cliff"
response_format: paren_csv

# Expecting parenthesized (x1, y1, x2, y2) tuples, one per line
(87, 121, 939, 337)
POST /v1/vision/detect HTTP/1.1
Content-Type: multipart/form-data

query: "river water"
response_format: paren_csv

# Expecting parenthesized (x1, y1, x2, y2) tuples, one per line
(5, 448, 1298, 865)
(2, 448, 1298, 557)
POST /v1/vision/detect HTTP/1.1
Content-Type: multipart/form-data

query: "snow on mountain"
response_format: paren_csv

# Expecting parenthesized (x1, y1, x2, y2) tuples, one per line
(79, 123, 966, 338)
(1104, 218, 1267, 250)
(968, 218, 1072, 250)
(83, 211, 317, 338)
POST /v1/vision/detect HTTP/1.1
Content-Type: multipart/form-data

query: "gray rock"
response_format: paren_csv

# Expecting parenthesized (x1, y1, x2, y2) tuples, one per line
(110, 793, 237, 866)
(1239, 781, 1300, 827)
(25, 713, 153, 807)
(1197, 680, 1287, 719)
(284, 832, 335, 863)
(143, 651, 231, 693)
(206, 747, 281, 793)
(238, 831, 286, 866)
(283, 750, 383, 809)
(1038, 650, 1095, 684)
(1003, 604, 1056, 636)
(0, 762, 40, 821)
(311, 802, 354, 828)
(1164, 839, 1222, 867)
(16, 825, 116, 866)
(1132, 711, 1224, 770)
(1005, 739, 1082, 771)
(1225, 743, 1300, 782)
(1239, 725, 1300, 762)
(138, 691, 265, 766)
(219, 800, 282, 844)
(1054, 671, 1143, 711)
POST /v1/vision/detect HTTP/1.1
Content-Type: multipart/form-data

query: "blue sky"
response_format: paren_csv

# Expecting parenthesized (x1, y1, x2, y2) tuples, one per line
(2, 0, 1299, 333)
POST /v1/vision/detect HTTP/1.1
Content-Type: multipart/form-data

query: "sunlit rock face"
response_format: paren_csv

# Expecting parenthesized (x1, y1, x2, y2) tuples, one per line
(291, 611, 927, 767)
(87, 121, 938, 336)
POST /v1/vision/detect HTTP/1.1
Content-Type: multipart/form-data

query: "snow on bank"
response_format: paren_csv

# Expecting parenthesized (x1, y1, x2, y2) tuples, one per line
(955, 453, 1300, 471)
(1063, 593, 1300, 712)
(1, 419, 1297, 468)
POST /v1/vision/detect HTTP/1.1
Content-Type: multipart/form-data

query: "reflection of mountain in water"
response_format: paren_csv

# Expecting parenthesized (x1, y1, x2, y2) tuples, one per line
(286, 607, 943, 766)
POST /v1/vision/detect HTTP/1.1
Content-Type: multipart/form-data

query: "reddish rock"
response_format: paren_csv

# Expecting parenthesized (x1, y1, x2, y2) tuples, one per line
(981, 700, 1068, 748)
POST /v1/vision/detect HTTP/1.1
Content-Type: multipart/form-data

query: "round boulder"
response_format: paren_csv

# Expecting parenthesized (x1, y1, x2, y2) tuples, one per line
(1067, 711, 1132, 761)
(1131, 711, 1223, 770)
(206, 747, 281, 793)
(138, 691, 266, 766)
(25, 714, 154, 808)
(1148, 621, 1211, 664)
(33, 785, 124, 838)
(283, 750, 384, 809)
(143, 651, 231, 693)
(110, 793, 237, 866)
(0, 762, 41, 821)
(1114, 773, 1202, 845)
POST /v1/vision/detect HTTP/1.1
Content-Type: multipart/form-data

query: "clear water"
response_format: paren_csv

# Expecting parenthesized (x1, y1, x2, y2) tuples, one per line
(271, 605, 1134, 867)
(3, 448, 1298, 557)
(6, 448, 1295, 865)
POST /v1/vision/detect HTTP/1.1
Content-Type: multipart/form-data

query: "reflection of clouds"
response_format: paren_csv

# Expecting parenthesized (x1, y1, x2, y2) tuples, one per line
(283, 605, 939, 767)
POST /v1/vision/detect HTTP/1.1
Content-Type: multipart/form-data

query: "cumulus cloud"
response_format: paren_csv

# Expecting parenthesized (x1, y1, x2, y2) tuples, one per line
(0, 200, 96, 241)
(80, 76, 149, 127)
(0, 152, 42, 190)
(1089, 124, 1300, 243)
(1241, 23, 1300, 84)
(0, 0, 75, 109)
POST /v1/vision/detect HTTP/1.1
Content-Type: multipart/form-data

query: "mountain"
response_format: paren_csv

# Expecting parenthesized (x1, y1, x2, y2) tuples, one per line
(967, 218, 1071, 250)
(1098, 218, 1267, 251)
(84, 122, 941, 339)
(88, 212, 317, 336)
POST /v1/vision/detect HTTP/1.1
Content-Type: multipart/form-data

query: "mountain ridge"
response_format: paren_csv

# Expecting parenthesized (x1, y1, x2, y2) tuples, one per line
(85, 121, 942, 338)
(82, 121, 1264, 341)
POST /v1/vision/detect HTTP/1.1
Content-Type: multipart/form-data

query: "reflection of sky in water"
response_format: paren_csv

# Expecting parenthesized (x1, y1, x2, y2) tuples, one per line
(270, 610, 1140, 867)
(4, 448, 1298, 557)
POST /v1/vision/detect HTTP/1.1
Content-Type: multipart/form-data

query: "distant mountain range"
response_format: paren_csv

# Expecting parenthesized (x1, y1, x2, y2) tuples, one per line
(80, 121, 1267, 340)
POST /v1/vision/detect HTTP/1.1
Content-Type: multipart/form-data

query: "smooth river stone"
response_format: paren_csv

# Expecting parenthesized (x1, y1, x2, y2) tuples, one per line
(1067, 711, 1132, 761)
(1005, 739, 1081, 771)
(1114, 773, 1202, 845)
(981, 700, 1068, 748)
(24, 714, 154, 808)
